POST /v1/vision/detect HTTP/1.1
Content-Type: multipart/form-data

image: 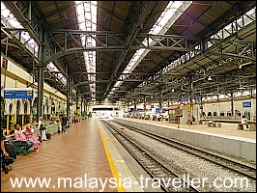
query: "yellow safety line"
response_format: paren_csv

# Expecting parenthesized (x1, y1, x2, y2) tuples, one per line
(97, 121, 125, 192)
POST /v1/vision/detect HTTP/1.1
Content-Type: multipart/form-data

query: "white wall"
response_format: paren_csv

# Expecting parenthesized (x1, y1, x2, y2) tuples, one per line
(1, 54, 72, 115)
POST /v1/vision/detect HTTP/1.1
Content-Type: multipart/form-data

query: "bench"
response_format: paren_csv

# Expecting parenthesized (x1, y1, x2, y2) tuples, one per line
(208, 123, 221, 127)
(249, 123, 256, 131)
(6, 135, 30, 155)
(238, 123, 256, 131)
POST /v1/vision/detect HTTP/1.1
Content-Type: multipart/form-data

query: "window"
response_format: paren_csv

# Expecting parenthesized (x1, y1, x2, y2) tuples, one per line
(220, 112, 225, 116)
(213, 112, 217, 116)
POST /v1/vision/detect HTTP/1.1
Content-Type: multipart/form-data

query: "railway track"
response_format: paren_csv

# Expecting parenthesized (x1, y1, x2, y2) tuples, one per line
(112, 120, 256, 181)
(102, 121, 200, 192)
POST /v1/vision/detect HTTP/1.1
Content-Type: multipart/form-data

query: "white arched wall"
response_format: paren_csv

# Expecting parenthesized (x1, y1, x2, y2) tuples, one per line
(16, 99, 23, 115)
(23, 100, 31, 115)
(61, 103, 66, 111)
(32, 97, 37, 108)
(6, 100, 15, 115)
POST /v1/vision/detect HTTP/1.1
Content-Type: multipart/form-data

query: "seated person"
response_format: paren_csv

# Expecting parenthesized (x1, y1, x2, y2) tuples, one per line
(25, 124, 40, 152)
(241, 116, 249, 129)
(1, 128, 9, 157)
(14, 123, 34, 151)
(1, 128, 16, 172)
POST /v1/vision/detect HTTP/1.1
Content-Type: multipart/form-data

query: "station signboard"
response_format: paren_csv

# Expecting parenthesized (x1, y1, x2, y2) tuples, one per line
(242, 102, 251, 108)
(4, 88, 34, 99)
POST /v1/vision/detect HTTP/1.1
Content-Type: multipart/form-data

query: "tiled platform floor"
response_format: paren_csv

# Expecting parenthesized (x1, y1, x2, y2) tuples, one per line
(1, 119, 118, 192)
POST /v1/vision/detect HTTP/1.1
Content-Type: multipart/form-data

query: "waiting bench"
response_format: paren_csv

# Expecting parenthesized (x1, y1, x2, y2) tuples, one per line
(237, 123, 256, 131)
(6, 135, 30, 155)
(208, 122, 221, 127)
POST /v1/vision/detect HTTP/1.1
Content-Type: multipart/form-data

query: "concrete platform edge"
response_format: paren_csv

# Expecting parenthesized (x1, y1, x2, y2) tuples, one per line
(115, 118, 256, 162)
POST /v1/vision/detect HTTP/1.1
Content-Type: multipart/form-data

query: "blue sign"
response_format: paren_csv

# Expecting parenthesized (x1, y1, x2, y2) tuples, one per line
(180, 96, 189, 103)
(194, 96, 202, 103)
(243, 102, 251, 108)
(4, 89, 34, 99)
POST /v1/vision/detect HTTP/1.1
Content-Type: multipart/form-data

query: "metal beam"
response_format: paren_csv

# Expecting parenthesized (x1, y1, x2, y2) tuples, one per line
(102, 1, 158, 101)
(37, 32, 201, 65)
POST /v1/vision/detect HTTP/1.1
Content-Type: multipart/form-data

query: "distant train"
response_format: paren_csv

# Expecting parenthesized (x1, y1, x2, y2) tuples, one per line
(90, 106, 124, 119)
(125, 106, 169, 120)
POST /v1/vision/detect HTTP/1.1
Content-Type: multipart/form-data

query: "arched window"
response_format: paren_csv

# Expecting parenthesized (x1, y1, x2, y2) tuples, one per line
(16, 100, 22, 125)
(235, 110, 241, 117)
(220, 111, 224, 116)
(24, 101, 30, 125)
(51, 102, 56, 115)
(213, 112, 217, 116)
(208, 112, 212, 116)
(227, 111, 232, 117)
(32, 97, 38, 122)
(24, 102, 28, 115)
(16, 101, 20, 115)
(9, 104, 13, 114)
(244, 111, 251, 120)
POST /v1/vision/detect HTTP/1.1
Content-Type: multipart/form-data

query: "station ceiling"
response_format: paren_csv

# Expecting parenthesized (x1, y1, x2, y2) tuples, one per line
(1, 1, 256, 104)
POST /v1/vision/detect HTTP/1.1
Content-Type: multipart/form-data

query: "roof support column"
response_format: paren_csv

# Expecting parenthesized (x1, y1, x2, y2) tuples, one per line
(189, 76, 193, 123)
(66, 74, 71, 124)
(37, 31, 47, 121)
(76, 89, 79, 110)
(159, 88, 162, 113)
(143, 96, 146, 118)
(134, 99, 137, 117)
(250, 89, 255, 121)
(81, 96, 83, 118)
(85, 101, 88, 117)
(230, 91, 235, 117)
(217, 95, 220, 116)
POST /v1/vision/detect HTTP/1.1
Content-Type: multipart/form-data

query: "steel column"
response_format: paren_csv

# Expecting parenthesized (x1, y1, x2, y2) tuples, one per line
(66, 74, 71, 123)
(230, 91, 234, 117)
(37, 31, 47, 120)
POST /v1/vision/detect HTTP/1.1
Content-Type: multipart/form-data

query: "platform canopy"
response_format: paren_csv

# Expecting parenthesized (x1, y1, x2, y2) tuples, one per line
(1, 1, 256, 104)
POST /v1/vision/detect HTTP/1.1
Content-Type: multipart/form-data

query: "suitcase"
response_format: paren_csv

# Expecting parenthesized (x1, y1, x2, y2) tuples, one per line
(2, 157, 15, 174)
(4, 141, 17, 160)
(2, 141, 16, 174)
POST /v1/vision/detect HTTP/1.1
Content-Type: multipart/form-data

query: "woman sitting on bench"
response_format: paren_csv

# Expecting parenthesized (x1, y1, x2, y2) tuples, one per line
(25, 124, 40, 152)
(14, 124, 34, 152)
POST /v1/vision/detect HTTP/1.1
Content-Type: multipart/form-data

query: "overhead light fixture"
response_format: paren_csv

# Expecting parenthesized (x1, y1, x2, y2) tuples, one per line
(172, 88, 175, 92)
(207, 76, 212, 81)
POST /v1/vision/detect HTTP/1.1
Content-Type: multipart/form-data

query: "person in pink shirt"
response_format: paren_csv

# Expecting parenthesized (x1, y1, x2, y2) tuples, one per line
(14, 123, 34, 152)
(25, 124, 40, 152)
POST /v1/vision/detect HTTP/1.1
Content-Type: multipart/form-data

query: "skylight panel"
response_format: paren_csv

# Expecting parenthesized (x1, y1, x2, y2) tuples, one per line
(75, 1, 97, 100)
(107, 1, 192, 99)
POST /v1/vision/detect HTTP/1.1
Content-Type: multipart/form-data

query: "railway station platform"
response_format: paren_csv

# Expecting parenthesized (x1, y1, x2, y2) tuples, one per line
(119, 118, 256, 140)
(114, 118, 256, 163)
(1, 119, 148, 192)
